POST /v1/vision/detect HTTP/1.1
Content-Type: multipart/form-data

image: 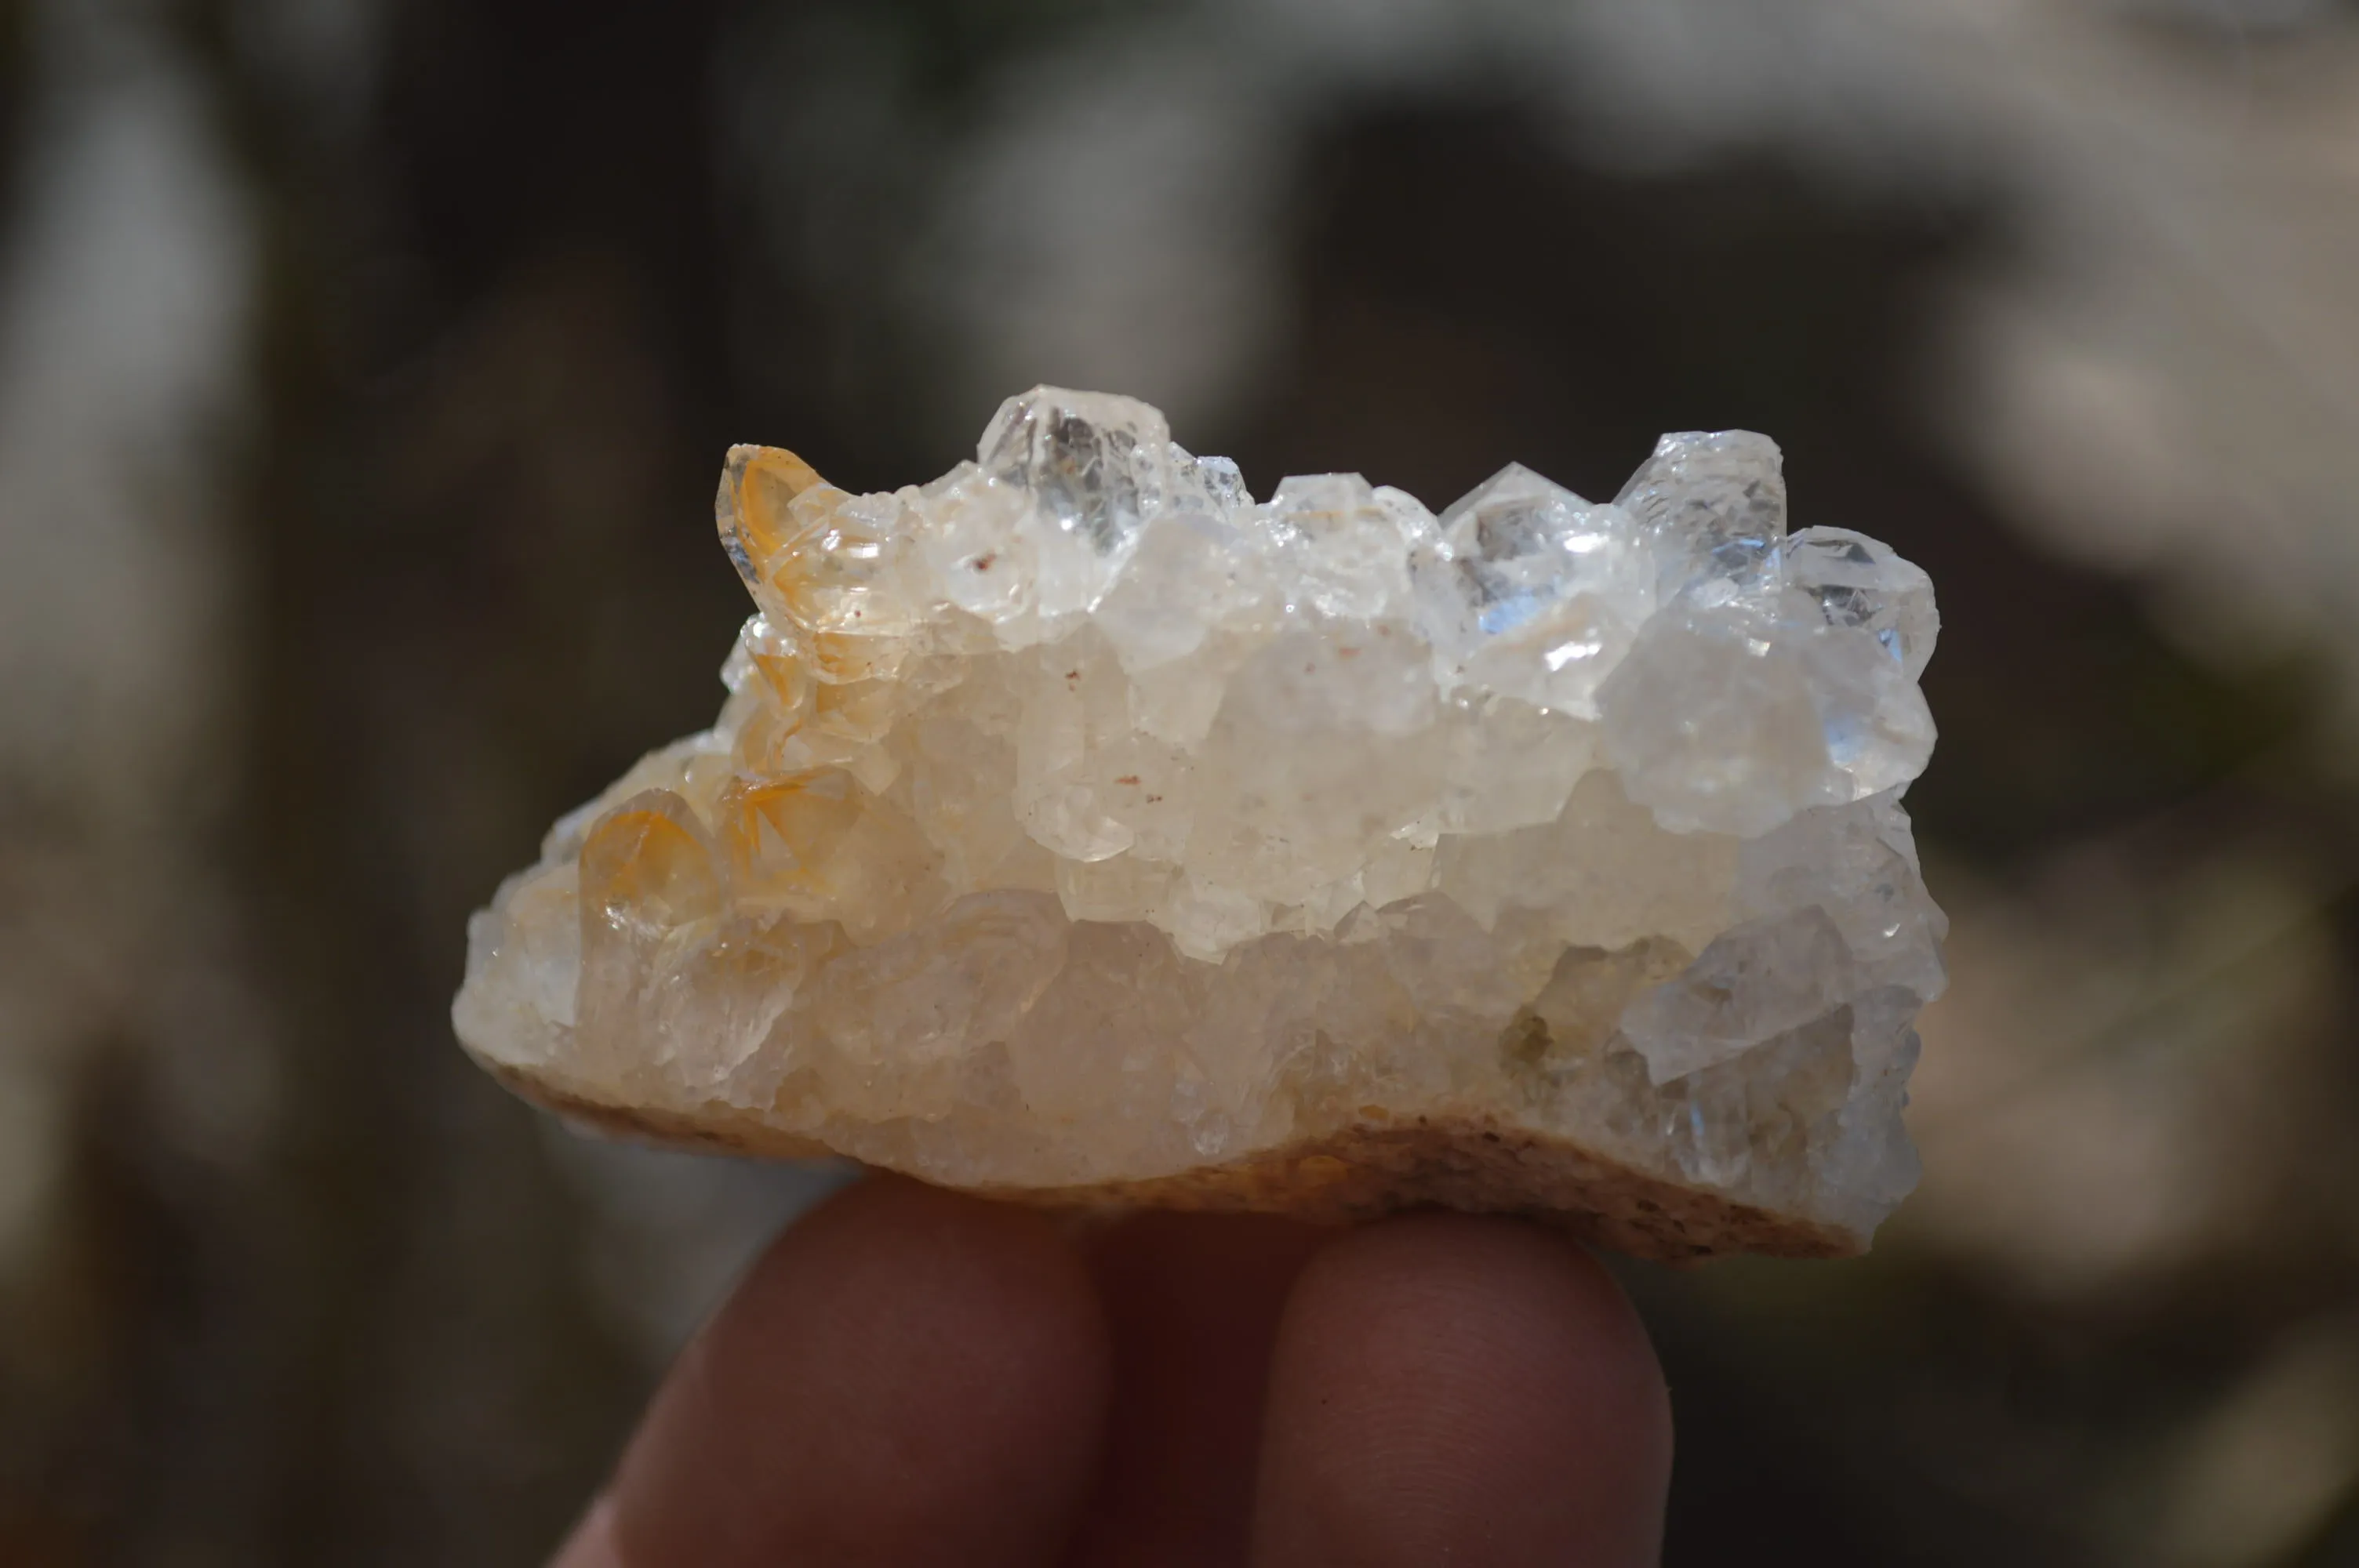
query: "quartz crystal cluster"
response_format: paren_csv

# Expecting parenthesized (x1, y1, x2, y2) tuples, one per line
(453, 387, 1946, 1258)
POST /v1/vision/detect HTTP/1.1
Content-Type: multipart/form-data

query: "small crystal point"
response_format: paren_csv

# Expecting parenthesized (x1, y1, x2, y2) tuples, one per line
(1262, 474, 1416, 622)
(456, 390, 1946, 1261)
(1783, 524, 1940, 679)
(1172, 443, 1252, 514)
(980, 385, 1171, 556)
(1616, 429, 1788, 601)
(1423, 463, 1653, 717)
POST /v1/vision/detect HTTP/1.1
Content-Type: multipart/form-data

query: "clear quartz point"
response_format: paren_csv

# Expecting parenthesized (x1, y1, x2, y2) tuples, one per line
(1616, 429, 1789, 604)
(980, 386, 1170, 556)
(1783, 525, 1940, 680)
(1418, 463, 1656, 717)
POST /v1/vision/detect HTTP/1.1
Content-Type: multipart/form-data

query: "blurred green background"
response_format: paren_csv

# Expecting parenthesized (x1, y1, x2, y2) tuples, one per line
(3, 0, 2358, 1562)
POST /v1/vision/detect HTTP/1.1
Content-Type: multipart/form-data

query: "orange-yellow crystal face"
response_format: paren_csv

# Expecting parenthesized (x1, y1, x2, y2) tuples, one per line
(716, 444, 826, 590)
(747, 637, 810, 711)
(810, 679, 901, 744)
(716, 769, 863, 901)
(580, 792, 722, 937)
(609, 445, 916, 942)
(769, 489, 911, 638)
(714, 448, 916, 774)
(719, 443, 915, 644)
(805, 629, 910, 685)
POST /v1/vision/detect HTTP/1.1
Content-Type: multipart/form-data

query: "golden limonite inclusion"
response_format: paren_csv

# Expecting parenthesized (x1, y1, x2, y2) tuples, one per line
(453, 388, 1945, 1261)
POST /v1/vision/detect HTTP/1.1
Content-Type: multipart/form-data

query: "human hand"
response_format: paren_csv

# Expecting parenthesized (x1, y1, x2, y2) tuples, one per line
(554, 1176, 1671, 1566)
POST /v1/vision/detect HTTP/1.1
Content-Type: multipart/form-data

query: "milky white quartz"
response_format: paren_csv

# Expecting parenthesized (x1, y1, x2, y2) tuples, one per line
(453, 387, 1945, 1246)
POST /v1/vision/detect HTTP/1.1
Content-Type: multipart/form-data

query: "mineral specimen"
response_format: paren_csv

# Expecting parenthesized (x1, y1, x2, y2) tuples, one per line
(453, 387, 1946, 1261)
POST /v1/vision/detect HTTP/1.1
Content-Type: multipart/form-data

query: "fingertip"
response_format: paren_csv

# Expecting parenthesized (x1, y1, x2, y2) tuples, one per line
(1252, 1212, 1671, 1568)
(549, 1498, 623, 1568)
(600, 1175, 1111, 1568)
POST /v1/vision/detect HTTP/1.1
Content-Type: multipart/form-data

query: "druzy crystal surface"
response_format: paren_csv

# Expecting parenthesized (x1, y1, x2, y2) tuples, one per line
(453, 387, 1946, 1251)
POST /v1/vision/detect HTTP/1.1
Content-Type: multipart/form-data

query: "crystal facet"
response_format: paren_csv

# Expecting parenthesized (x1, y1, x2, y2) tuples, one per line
(454, 388, 1947, 1260)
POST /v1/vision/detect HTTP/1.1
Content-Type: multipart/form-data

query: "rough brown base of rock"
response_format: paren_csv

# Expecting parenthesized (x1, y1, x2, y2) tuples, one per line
(487, 1063, 1856, 1265)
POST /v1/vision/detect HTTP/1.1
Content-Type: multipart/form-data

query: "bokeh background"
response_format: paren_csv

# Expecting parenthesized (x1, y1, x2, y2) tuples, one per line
(4, 0, 2359, 1562)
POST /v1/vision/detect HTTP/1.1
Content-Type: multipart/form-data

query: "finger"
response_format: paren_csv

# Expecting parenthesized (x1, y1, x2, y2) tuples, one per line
(580, 1175, 1111, 1568)
(1066, 1212, 1329, 1566)
(1249, 1213, 1672, 1568)
(550, 1499, 622, 1568)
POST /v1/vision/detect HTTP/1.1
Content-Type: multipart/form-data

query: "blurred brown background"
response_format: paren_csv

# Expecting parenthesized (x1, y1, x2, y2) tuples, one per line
(3, 0, 2358, 1563)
